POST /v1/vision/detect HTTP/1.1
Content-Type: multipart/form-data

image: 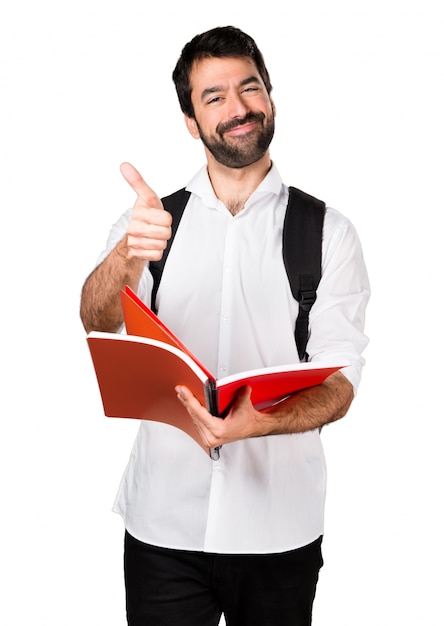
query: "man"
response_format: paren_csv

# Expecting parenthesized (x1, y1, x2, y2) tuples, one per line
(80, 25, 370, 626)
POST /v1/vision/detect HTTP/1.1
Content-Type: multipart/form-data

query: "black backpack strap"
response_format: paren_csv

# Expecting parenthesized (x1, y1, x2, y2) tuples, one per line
(149, 188, 191, 312)
(283, 187, 326, 361)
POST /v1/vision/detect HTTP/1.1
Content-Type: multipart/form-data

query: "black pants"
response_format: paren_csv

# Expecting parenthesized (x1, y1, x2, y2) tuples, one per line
(124, 531, 323, 626)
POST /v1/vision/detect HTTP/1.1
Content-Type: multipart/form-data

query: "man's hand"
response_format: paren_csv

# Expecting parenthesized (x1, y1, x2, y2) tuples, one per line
(120, 162, 172, 261)
(175, 385, 262, 450)
(79, 163, 172, 333)
(175, 371, 354, 450)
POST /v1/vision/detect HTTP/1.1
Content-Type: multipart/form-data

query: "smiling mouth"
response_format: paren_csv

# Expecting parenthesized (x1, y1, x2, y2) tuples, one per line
(224, 122, 257, 137)
(218, 112, 265, 137)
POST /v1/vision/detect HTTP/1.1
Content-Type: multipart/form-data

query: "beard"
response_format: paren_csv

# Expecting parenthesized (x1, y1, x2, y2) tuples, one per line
(195, 111, 275, 169)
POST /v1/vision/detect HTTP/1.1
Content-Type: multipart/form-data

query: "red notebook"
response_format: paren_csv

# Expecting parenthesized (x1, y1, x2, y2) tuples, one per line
(86, 286, 345, 452)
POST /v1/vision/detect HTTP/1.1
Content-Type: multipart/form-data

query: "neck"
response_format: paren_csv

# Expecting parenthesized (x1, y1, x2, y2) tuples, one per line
(206, 152, 272, 215)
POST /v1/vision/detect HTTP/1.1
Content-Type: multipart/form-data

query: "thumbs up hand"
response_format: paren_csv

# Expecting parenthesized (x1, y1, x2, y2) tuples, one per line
(120, 162, 172, 262)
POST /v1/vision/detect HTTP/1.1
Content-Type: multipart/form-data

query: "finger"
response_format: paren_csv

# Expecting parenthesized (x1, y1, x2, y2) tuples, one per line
(175, 386, 211, 420)
(175, 385, 197, 408)
(120, 162, 163, 209)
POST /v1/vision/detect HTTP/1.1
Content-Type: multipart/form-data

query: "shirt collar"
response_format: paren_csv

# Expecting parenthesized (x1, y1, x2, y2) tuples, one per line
(186, 163, 284, 208)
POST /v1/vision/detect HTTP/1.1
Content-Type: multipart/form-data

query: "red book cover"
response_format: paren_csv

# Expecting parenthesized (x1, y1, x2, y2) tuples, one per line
(86, 287, 346, 453)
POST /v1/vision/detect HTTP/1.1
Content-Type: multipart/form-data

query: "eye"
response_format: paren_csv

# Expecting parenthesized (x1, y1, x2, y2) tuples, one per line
(241, 85, 262, 97)
(207, 96, 223, 105)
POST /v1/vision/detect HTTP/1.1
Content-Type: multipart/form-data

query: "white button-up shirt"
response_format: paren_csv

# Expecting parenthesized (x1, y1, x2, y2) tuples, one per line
(98, 164, 370, 554)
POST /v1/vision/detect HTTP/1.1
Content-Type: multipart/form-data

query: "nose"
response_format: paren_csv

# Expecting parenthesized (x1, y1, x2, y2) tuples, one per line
(226, 91, 249, 119)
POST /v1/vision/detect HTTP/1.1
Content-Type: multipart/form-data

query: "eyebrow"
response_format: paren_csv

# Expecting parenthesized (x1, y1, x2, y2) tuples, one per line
(200, 76, 261, 102)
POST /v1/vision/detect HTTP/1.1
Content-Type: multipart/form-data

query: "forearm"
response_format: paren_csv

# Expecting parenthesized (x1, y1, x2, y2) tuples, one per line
(80, 236, 146, 333)
(260, 371, 354, 435)
(176, 371, 355, 450)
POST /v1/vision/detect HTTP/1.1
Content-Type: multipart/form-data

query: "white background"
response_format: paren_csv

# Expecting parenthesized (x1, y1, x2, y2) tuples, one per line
(1, 1, 443, 624)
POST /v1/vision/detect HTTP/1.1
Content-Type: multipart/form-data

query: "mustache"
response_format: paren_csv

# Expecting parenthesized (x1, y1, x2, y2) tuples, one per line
(217, 111, 266, 136)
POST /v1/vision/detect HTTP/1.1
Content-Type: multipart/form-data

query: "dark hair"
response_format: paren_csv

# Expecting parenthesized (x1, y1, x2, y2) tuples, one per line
(172, 26, 273, 118)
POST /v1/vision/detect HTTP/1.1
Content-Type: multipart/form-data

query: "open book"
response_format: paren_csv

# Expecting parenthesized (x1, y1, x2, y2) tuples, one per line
(86, 286, 346, 453)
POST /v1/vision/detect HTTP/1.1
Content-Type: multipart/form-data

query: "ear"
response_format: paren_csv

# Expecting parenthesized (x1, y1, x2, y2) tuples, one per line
(184, 114, 200, 139)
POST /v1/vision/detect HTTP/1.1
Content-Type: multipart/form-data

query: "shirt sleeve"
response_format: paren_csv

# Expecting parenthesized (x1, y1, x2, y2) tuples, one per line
(306, 207, 371, 394)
